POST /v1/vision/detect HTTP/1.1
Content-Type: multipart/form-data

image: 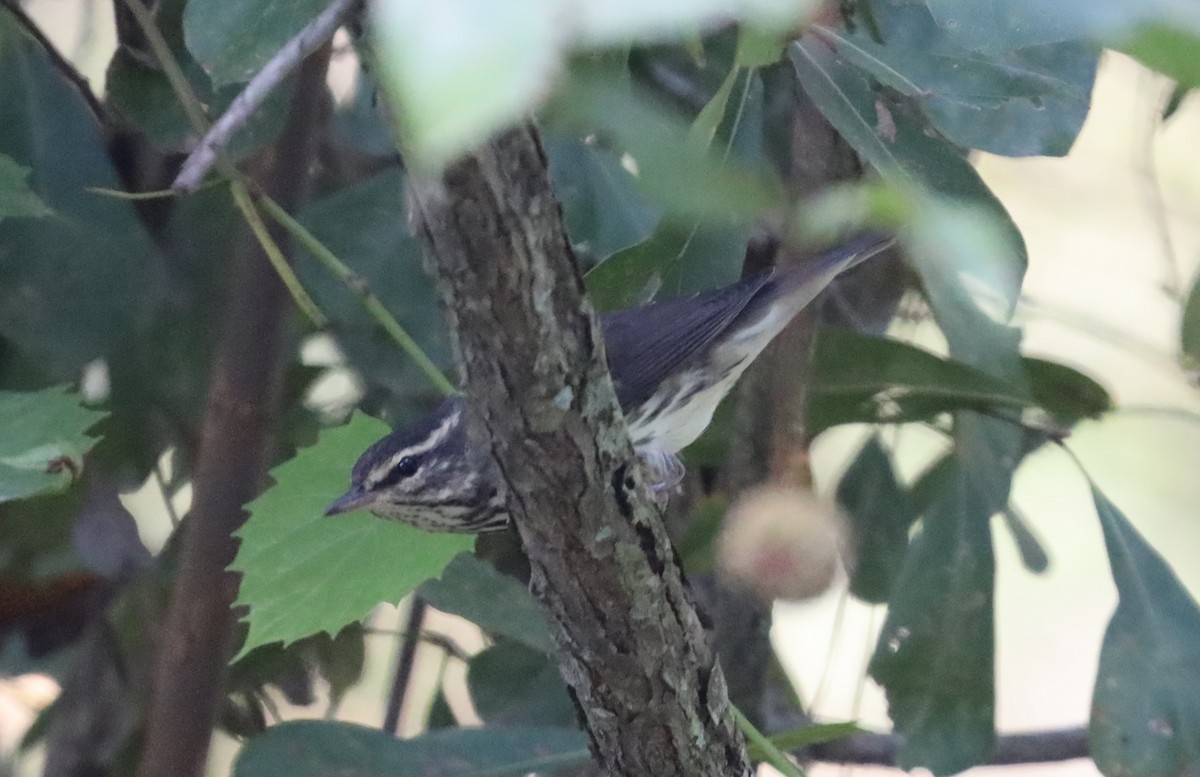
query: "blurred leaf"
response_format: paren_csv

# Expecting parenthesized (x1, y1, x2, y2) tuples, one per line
(0, 154, 50, 220)
(418, 553, 554, 654)
(760, 721, 864, 755)
(1162, 83, 1191, 122)
(0, 8, 160, 377)
(788, 38, 1027, 288)
(0, 388, 105, 504)
(1183, 271, 1200, 368)
(922, 0, 1200, 54)
(183, 0, 329, 86)
(676, 494, 728, 574)
(1023, 358, 1112, 425)
(554, 70, 780, 220)
(311, 623, 367, 712)
(372, 0, 562, 173)
(1089, 484, 1200, 777)
(999, 507, 1049, 574)
(586, 219, 749, 312)
(370, 0, 809, 171)
(232, 415, 473, 657)
(467, 640, 577, 727)
(868, 454, 995, 774)
(544, 136, 661, 264)
(809, 328, 1034, 433)
(836, 436, 915, 603)
(294, 169, 451, 419)
(569, 0, 811, 47)
(232, 721, 591, 777)
(819, 7, 1098, 157)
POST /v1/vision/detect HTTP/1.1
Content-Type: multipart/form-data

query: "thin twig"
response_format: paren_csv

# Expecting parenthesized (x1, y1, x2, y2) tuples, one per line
(382, 596, 427, 735)
(735, 706, 807, 777)
(229, 183, 328, 326)
(172, 0, 363, 193)
(255, 192, 455, 395)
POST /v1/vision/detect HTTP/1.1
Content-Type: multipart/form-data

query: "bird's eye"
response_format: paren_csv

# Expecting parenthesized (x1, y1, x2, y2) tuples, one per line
(377, 455, 421, 488)
(395, 456, 420, 478)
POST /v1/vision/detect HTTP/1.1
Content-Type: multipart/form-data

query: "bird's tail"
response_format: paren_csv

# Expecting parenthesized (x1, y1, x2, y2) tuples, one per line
(768, 232, 896, 315)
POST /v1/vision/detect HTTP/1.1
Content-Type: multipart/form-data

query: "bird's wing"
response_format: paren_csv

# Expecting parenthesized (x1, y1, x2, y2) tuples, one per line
(599, 233, 892, 412)
(600, 272, 772, 411)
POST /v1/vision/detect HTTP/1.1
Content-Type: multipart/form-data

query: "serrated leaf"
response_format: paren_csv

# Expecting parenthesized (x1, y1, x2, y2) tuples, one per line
(0, 387, 105, 504)
(1089, 484, 1200, 777)
(836, 436, 915, 603)
(232, 721, 591, 777)
(232, 415, 473, 657)
(419, 553, 554, 654)
(0, 154, 50, 220)
(183, 0, 330, 86)
(868, 454, 995, 775)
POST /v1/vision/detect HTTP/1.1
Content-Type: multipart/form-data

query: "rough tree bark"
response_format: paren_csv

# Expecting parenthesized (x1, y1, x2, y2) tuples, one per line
(134, 49, 331, 777)
(408, 126, 753, 777)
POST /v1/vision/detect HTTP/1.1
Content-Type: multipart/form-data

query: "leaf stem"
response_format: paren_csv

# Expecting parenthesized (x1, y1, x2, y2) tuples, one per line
(256, 193, 455, 395)
(733, 705, 808, 777)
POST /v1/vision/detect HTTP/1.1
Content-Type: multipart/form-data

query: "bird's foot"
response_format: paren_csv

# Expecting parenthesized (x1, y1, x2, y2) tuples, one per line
(636, 445, 686, 502)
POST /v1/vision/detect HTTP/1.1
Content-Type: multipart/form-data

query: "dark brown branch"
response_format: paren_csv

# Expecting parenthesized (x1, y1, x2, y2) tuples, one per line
(382, 596, 427, 734)
(408, 126, 752, 777)
(133, 48, 331, 777)
(809, 726, 1090, 766)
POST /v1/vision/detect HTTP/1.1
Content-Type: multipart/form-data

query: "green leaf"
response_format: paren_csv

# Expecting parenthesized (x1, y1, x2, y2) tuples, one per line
(0, 387, 105, 504)
(818, 7, 1097, 157)
(1184, 271, 1200, 369)
(556, 71, 779, 221)
(0, 154, 50, 220)
(923, 0, 1200, 55)
(232, 721, 591, 777)
(106, 49, 294, 155)
(788, 37, 1028, 296)
(467, 641, 577, 727)
(835, 436, 915, 603)
(293, 169, 451, 417)
(1023, 358, 1112, 426)
(1120, 25, 1200, 88)
(232, 415, 473, 657)
(370, 0, 809, 171)
(761, 721, 864, 756)
(544, 136, 661, 264)
(183, 0, 330, 86)
(0, 8, 160, 377)
(419, 554, 554, 654)
(809, 328, 1034, 432)
(372, 0, 561, 173)
(1089, 484, 1200, 777)
(868, 454, 995, 775)
(586, 219, 749, 312)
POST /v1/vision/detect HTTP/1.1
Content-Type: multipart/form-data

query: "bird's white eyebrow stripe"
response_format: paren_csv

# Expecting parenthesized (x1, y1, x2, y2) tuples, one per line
(365, 405, 460, 486)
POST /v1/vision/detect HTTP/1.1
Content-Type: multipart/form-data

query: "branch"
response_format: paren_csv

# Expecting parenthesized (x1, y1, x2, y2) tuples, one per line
(408, 126, 752, 777)
(808, 727, 1090, 766)
(171, 0, 361, 193)
(133, 47, 332, 777)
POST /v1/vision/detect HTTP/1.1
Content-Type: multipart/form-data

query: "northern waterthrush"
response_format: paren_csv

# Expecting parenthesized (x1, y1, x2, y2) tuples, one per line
(326, 233, 893, 532)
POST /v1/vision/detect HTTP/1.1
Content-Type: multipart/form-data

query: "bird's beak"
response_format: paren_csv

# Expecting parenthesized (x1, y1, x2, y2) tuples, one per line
(324, 488, 374, 516)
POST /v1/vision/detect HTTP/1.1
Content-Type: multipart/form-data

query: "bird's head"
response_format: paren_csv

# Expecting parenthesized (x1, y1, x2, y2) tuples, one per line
(324, 396, 508, 532)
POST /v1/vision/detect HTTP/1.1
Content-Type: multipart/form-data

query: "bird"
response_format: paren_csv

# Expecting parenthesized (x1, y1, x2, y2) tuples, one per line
(325, 233, 894, 532)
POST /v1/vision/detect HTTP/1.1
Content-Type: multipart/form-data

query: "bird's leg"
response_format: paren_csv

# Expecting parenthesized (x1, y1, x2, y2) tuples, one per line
(635, 444, 686, 504)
